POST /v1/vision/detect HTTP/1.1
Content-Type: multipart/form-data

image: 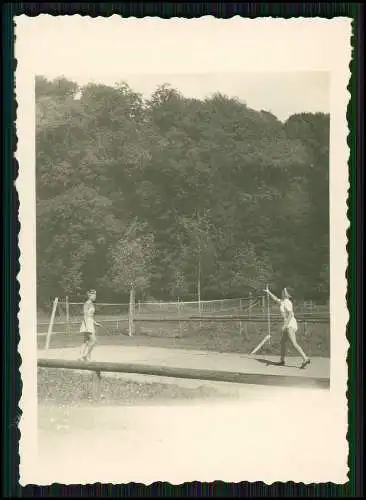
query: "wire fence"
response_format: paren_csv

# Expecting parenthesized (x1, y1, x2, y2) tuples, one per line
(37, 294, 330, 357)
(37, 295, 330, 335)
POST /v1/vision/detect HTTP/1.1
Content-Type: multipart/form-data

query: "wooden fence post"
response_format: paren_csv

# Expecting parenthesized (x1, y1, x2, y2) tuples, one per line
(248, 292, 253, 335)
(266, 284, 271, 344)
(45, 297, 59, 350)
(92, 371, 102, 401)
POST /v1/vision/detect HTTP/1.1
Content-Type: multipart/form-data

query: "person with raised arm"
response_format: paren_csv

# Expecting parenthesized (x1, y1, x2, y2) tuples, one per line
(264, 285, 310, 369)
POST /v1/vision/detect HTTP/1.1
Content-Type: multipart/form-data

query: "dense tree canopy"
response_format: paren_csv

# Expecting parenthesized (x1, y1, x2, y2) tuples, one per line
(36, 76, 330, 305)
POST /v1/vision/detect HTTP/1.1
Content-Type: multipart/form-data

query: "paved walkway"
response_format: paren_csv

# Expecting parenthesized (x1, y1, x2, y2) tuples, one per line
(38, 345, 330, 386)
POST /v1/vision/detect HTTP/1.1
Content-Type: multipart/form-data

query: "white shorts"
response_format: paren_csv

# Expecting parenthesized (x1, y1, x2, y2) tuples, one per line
(284, 318, 298, 332)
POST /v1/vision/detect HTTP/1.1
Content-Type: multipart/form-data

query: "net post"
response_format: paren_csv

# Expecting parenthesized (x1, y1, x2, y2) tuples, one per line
(45, 297, 59, 350)
(177, 297, 182, 336)
(240, 318, 248, 340)
(266, 284, 271, 345)
(240, 319, 248, 340)
(128, 287, 135, 337)
(65, 295, 70, 334)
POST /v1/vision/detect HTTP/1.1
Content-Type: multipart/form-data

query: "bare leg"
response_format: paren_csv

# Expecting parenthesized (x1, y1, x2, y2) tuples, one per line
(86, 335, 97, 361)
(280, 328, 288, 364)
(287, 327, 308, 362)
(80, 342, 88, 360)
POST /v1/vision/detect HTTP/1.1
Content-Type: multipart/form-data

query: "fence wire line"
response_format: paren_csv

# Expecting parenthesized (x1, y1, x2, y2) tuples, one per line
(37, 296, 329, 334)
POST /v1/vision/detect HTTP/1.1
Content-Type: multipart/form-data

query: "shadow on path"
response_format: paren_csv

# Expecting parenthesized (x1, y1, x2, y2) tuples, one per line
(254, 358, 299, 369)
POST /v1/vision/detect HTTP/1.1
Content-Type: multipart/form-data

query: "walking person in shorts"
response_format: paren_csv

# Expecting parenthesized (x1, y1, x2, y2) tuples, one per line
(79, 289, 101, 362)
(264, 285, 310, 369)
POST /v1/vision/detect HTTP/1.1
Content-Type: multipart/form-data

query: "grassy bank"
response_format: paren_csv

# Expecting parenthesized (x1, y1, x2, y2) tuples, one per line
(38, 368, 223, 407)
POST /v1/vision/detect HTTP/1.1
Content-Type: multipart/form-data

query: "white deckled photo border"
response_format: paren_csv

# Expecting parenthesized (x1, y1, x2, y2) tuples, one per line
(15, 15, 351, 485)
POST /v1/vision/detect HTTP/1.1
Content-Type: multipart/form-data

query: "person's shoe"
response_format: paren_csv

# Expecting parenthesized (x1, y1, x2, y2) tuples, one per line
(300, 358, 311, 369)
(277, 360, 285, 366)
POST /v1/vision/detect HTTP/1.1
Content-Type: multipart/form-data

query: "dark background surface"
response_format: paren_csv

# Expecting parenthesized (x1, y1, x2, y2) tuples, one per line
(2, 2, 363, 498)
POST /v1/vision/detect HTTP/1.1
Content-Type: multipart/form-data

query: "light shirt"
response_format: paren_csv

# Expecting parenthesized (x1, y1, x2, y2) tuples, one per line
(80, 301, 95, 334)
(280, 298, 297, 330)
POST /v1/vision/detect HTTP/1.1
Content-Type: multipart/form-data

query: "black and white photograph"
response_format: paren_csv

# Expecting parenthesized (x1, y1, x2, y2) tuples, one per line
(16, 16, 350, 485)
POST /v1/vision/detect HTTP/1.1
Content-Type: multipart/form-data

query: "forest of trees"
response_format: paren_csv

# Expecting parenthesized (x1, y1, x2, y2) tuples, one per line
(36, 76, 330, 306)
